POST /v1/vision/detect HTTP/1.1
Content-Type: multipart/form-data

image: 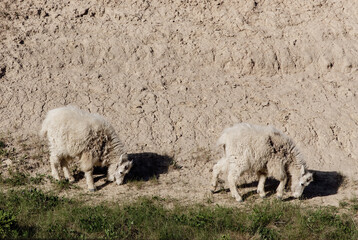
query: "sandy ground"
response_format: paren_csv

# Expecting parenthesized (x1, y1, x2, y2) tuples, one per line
(1, 0, 358, 206)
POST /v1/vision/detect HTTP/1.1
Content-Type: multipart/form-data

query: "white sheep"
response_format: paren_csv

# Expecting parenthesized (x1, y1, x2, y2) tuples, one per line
(40, 105, 132, 191)
(211, 123, 313, 202)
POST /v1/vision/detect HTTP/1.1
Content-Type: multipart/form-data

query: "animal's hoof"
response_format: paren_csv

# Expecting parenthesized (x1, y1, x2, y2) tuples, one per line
(69, 179, 75, 184)
(236, 199, 243, 203)
(89, 189, 96, 192)
(276, 196, 282, 200)
(260, 195, 267, 199)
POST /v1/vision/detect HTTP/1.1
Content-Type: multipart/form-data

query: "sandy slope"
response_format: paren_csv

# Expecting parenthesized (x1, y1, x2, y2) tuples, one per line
(1, 0, 358, 206)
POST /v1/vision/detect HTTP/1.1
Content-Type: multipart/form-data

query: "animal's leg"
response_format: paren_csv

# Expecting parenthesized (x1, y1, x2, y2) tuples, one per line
(85, 171, 96, 192)
(62, 159, 75, 183)
(227, 169, 243, 202)
(50, 155, 61, 181)
(107, 163, 116, 182)
(257, 173, 267, 198)
(80, 152, 96, 191)
(211, 160, 223, 192)
(276, 177, 287, 200)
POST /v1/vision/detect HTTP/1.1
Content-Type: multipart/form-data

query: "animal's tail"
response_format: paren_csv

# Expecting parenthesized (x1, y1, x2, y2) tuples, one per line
(217, 123, 248, 147)
(39, 118, 49, 139)
(216, 132, 226, 146)
(217, 129, 229, 156)
(217, 126, 231, 147)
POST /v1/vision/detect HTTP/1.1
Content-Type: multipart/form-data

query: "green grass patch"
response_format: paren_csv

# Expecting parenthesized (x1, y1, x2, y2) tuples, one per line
(0, 171, 47, 187)
(0, 170, 29, 186)
(0, 209, 19, 238)
(52, 179, 74, 191)
(350, 198, 358, 212)
(0, 188, 357, 239)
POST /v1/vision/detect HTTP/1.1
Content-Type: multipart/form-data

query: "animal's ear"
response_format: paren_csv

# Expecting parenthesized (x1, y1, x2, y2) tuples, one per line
(120, 153, 129, 163)
(306, 172, 313, 182)
(300, 165, 305, 175)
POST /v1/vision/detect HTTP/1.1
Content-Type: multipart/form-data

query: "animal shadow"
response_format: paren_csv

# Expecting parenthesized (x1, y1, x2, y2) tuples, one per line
(73, 168, 107, 182)
(301, 170, 344, 199)
(240, 178, 280, 200)
(73, 168, 109, 190)
(125, 152, 173, 181)
(71, 153, 172, 189)
(242, 171, 344, 201)
(73, 171, 84, 182)
(213, 178, 281, 201)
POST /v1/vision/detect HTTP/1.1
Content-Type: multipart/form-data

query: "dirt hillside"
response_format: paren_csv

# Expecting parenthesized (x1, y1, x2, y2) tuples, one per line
(1, 0, 358, 206)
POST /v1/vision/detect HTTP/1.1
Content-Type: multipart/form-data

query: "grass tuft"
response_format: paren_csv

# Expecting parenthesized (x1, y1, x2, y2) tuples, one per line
(0, 170, 29, 186)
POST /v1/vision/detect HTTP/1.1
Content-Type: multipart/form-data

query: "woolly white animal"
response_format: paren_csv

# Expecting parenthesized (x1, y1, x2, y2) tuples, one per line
(40, 105, 132, 191)
(211, 123, 313, 202)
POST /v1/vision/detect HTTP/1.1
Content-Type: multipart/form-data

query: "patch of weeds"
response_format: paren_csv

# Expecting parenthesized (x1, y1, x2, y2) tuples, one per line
(72, 205, 126, 239)
(0, 189, 70, 238)
(5, 188, 66, 212)
(45, 222, 82, 239)
(300, 207, 357, 239)
(339, 200, 349, 208)
(1, 170, 29, 186)
(218, 234, 231, 240)
(350, 198, 358, 212)
(127, 179, 145, 190)
(79, 213, 108, 233)
(0, 190, 356, 240)
(48, 176, 78, 191)
(172, 204, 245, 234)
(247, 200, 291, 240)
(53, 179, 74, 191)
(18, 154, 29, 163)
(0, 209, 18, 238)
(0, 146, 11, 158)
(184, 210, 214, 228)
(204, 192, 214, 204)
(30, 174, 46, 185)
(152, 195, 166, 201)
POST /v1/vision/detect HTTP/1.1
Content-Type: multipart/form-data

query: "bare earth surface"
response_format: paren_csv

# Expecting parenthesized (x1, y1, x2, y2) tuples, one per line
(1, 0, 358, 206)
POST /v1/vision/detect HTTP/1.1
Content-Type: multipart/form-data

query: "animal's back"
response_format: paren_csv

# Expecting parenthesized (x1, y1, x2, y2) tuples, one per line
(218, 123, 280, 169)
(218, 123, 277, 148)
(42, 106, 108, 157)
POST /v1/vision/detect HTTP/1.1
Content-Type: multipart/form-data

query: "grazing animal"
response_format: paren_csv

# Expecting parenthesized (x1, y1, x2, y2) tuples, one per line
(40, 105, 132, 191)
(211, 123, 313, 202)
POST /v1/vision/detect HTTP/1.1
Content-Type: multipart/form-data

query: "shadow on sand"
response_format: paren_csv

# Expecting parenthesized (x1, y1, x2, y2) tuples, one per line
(301, 170, 344, 199)
(73, 152, 173, 190)
(242, 170, 344, 201)
(124, 152, 173, 181)
(212, 178, 281, 201)
(213, 170, 344, 201)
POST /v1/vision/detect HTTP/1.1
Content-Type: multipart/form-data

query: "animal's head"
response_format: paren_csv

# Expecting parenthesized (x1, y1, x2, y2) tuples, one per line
(292, 165, 313, 198)
(113, 154, 133, 185)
